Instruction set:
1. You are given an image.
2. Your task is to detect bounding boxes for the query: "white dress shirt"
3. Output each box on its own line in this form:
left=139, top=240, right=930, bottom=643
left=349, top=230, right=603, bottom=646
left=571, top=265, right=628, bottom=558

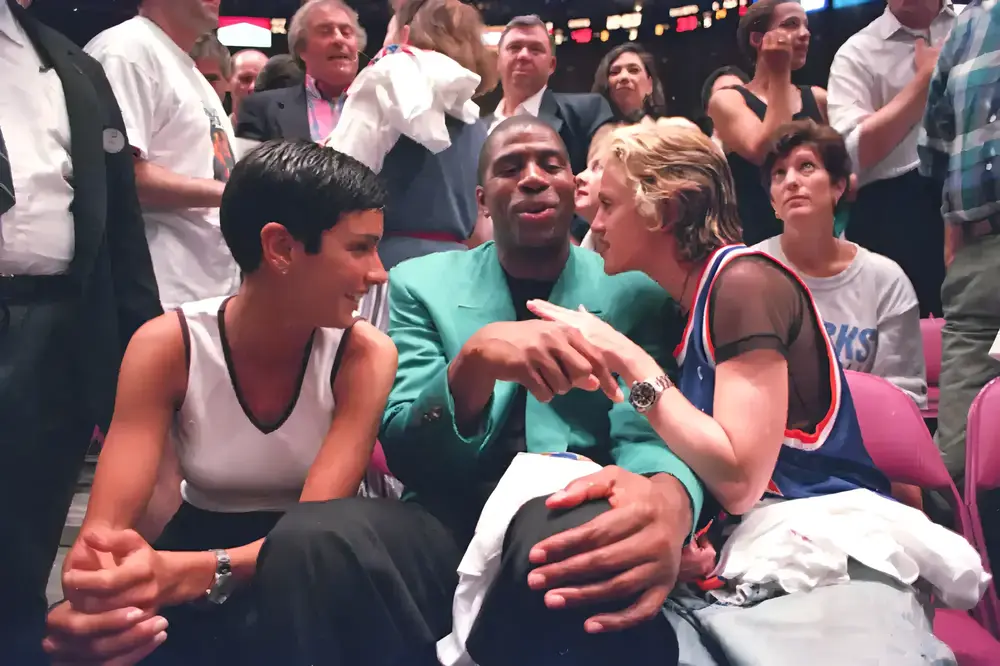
left=828, top=3, right=957, bottom=187
left=0, top=2, right=75, bottom=275
left=488, top=85, right=547, bottom=134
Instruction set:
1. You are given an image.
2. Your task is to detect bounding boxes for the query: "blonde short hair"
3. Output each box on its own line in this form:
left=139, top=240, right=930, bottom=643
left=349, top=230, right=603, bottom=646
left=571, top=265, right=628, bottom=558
left=607, top=123, right=742, bottom=263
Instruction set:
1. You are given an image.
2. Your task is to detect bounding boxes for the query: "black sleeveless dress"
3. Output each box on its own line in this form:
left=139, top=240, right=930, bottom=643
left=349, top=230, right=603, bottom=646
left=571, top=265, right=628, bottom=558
left=726, top=85, right=824, bottom=246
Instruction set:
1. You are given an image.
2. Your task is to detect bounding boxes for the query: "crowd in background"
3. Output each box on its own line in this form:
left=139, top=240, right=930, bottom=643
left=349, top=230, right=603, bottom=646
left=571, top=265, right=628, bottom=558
left=1, top=0, right=999, bottom=663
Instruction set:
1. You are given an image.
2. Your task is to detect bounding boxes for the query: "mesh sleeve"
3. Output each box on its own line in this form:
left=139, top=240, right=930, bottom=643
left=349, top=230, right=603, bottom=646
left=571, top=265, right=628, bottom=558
left=708, top=255, right=808, bottom=363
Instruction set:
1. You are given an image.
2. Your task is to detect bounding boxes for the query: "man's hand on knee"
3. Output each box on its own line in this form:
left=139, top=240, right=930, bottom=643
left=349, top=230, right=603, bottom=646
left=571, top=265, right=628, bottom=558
left=43, top=600, right=167, bottom=666
left=525, top=467, right=689, bottom=634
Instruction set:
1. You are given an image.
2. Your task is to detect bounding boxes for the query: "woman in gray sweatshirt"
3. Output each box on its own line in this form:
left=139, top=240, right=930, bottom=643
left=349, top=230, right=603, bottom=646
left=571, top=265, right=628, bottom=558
left=753, top=120, right=927, bottom=407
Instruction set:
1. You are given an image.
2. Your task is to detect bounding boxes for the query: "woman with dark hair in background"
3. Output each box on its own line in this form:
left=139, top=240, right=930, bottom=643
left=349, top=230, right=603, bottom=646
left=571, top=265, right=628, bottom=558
left=752, top=120, right=926, bottom=408
left=708, top=0, right=826, bottom=245
left=698, top=66, right=750, bottom=145
left=591, top=43, right=668, bottom=122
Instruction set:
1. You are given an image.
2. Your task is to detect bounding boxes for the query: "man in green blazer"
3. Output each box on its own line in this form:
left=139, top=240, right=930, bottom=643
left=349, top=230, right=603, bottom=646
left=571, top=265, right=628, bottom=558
left=241, top=117, right=702, bottom=666
left=381, top=195, right=701, bottom=530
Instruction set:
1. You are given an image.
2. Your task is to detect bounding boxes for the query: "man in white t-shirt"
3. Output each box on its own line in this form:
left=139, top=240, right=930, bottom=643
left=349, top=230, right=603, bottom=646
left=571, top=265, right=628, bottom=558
left=86, top=0, right=240, bottom=309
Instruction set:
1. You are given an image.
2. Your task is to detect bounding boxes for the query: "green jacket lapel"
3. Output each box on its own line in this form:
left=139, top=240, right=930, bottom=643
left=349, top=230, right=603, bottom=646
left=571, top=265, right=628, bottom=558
left=525, top=246, right=605, bottom=454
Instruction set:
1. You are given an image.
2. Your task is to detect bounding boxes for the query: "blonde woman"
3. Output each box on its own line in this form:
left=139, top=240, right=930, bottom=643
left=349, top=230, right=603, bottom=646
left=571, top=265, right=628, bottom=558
left=527, top=123, right=970, bottom=664
left=579, top=117, right=697, bottom=251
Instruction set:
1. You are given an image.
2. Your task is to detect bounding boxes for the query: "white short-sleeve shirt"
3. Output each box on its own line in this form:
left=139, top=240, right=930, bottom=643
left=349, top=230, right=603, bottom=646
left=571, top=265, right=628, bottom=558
left=86, top=17, right=239, bottom=308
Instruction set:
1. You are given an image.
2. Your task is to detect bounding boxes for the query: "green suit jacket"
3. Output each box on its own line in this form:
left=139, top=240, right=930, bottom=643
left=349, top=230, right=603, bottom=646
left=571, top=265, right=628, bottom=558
left=379, top=243, right=703, bottom=534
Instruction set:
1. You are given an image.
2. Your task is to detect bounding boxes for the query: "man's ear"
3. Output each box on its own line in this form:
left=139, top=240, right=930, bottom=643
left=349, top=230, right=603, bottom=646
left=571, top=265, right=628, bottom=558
left=749, top=31, right=764, bottom=51
left=548, top=54, right=558, bottom=77
left=476, top=185, right=490, bottom=218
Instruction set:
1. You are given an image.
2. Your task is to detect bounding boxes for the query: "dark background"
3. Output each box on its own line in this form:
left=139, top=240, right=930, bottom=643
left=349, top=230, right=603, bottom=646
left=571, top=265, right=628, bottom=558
left=30, top=0, right=886, bottom=119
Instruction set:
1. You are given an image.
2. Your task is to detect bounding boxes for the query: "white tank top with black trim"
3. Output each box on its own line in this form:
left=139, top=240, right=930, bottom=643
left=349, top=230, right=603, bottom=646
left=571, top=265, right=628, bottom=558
left=172, top=296, right=352, bottom=513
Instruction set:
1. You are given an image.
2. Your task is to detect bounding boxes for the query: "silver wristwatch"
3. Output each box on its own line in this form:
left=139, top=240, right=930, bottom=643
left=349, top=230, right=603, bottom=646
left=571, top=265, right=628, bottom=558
left=629, top=375, right=673, bottom=413
left=205, top=549, right=235, bottom=605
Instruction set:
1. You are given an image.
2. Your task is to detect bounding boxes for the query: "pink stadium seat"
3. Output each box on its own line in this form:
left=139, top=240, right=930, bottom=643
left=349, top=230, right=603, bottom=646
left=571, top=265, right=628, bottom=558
left=964, top=377, right=1000, bottom=637
left=845, top=371, right=1000, bottom=659
left=921, top=317, right=944, bottom=420
left=371, top=440, right=391, bottom=476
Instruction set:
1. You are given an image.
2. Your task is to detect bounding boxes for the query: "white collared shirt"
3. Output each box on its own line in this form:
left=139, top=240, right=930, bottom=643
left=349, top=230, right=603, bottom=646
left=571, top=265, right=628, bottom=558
left=828, top=3, right=957, bottom=187
left=0, top=1, right=75, bottom=275
left=488, top=85, right=547, bottom=134
left=86, top=17, right=240, bottom=309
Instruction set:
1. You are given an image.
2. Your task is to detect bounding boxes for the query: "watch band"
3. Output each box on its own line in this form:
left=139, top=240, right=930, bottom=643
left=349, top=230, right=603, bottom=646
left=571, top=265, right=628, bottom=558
left=205, top=549, right=233, bottom=605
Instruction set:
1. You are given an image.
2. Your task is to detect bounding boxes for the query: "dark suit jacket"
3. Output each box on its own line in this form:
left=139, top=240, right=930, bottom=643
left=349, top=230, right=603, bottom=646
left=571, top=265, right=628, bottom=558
left=235, top=84, right=310, bottom=142
left=487, top=89, right=614, bottom=175
left=13, top=1, right=161, bottom=431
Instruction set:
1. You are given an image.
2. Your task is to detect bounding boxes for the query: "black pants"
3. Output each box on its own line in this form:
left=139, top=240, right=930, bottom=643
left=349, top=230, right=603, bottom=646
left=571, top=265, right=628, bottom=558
left=142, top=503, right=283, bottom=666
left=255, top=496, right=679, bottom=666
left=846, top=169, right=945, bottom=317
left=0, top=302, right=90, bottom=665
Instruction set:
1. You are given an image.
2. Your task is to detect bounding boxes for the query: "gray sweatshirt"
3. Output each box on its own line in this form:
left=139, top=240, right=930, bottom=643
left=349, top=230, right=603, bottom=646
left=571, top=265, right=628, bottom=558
left=752, top=238, right=928, bottom=408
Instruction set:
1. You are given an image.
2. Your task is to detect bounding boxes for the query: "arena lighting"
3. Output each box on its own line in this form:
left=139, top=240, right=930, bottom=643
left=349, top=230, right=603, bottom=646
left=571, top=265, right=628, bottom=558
left=271, top=18, right=286, bottom=35
left=570, top=28, right=593, bottom=43
left=634, top=1, right=643, bottom=10
left=716, top=8, right=727, bottom=19
left=600, top=29, right=610, bottom=41
left=218, top=16, right=272, bottom=48
left=723, top=0, right=738, bottom=8
left=555, top=29, right=565, bottom=45
left=703, top=12, right=713, bottom=27
left=567, top=18, right=591, bottom=29
left=801, top=0, right=828, bottom=11
left=606, top=12, right=643, bottom=30
left=669, top=5, right=700, bottom=17
left=654, top=23, right=664, bottom=35
left=676, top=15, right=698, bottom=31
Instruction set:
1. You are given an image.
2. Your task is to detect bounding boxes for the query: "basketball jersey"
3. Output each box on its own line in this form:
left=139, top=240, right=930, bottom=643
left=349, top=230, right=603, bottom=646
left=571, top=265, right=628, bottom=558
left=172, top=296, right=352, bottom=513
left=675, top=246, right=890, bottom=500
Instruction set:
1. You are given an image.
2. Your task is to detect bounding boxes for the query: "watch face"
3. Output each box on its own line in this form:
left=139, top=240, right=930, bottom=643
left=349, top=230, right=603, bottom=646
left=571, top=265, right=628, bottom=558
left=630, top=382, right=656, bottom=410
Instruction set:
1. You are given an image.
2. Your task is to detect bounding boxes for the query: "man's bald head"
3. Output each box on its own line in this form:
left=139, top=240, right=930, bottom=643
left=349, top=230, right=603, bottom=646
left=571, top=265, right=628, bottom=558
left=232, top=49, right=268, bottom=69
left=230, top=50, right=270, bottom=111
left=478, top=116, right=567, bottom=186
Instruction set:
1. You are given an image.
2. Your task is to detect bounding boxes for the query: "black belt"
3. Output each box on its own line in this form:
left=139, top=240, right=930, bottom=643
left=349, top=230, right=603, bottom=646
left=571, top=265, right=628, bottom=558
left=0, top=273, right=76, bottom=305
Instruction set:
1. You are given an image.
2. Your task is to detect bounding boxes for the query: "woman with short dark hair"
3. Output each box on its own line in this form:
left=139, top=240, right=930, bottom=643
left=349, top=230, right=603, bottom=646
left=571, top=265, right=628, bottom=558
left=753, top=120, right=926, bottom=407
left=591, top=43, right=668, bottom=122
left=44, top=141, right=398, bottom=665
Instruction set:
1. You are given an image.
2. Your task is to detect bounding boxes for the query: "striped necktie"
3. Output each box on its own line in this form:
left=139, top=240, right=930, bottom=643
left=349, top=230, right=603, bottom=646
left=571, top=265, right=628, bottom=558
left=0, top=127, right=14, bottom=216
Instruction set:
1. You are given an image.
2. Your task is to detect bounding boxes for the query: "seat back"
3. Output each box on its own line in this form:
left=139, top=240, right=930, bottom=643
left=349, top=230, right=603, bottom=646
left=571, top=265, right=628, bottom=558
left=847, top=371, right=958, bottom=495
left=921, top=318, right=944, bottom=419
left=846, top=371, right=996, bottom=634
left=965, top=378, right=1000, bottom=635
